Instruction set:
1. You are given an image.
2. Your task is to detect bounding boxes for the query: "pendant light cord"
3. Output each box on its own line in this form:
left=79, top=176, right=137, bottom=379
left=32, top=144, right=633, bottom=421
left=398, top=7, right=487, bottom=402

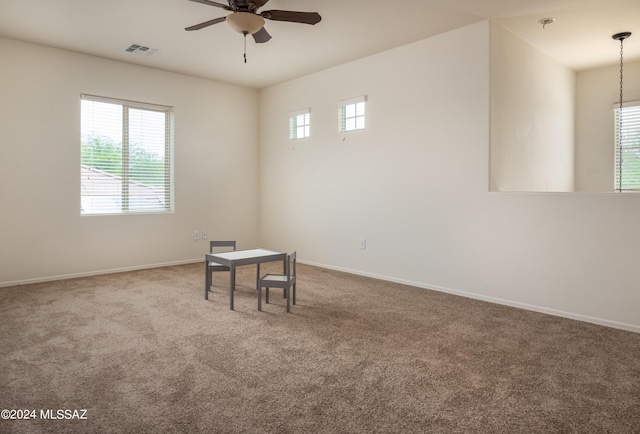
left=612, top=32, right=632, bottom=191
left=618, top=37, right=624, bottom=191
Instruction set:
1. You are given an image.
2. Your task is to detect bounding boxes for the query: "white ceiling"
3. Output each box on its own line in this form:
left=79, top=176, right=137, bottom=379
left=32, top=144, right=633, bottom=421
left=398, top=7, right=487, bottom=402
left=0, top=0, right=638, bottom=89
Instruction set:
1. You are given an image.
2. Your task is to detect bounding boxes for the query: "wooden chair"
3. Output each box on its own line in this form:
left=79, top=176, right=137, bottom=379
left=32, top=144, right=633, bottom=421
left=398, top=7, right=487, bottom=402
left=258, top=251, right=296, bottom=313
left=206, top=240, right=236, bottom=293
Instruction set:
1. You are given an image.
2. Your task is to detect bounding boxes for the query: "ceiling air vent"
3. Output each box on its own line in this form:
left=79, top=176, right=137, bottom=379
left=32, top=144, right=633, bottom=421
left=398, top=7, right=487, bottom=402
left=124, top=44, right=159, bottom=56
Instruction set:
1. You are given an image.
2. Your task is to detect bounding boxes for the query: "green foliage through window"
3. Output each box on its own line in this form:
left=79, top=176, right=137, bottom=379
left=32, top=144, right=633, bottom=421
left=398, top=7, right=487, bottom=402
left=81, top=135, right=123, bottom=177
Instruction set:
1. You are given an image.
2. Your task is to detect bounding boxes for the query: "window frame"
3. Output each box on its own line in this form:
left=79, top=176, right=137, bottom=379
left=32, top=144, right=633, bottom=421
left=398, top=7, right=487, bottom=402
left=80, top=94, right=174, bottom=215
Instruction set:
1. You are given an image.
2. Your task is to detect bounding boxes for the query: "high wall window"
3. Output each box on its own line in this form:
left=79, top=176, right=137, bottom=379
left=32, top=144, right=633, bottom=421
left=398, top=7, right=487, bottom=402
left=338, top=96, right=366, bottom=132
left=289, top=108, right=310, bottom=139
left=614, top=101, right=640, bottom=191
left=80, top=94, right=174, bottom=215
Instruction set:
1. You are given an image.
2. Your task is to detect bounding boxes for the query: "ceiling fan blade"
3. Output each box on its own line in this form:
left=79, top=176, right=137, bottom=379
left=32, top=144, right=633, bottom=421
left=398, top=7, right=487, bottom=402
left=260, top=10, right=321, bottom=25
left=252, top=27, right=272, bottom=43
left=187, top=0, right=231, bottom=10
left=185, top=16, right=226, bottom=31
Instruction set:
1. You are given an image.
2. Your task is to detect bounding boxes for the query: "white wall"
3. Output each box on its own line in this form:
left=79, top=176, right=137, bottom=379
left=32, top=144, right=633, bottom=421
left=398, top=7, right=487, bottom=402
left=258, top=21, right=640, bottom=332
left=0, top=37, right=259, bottom=285
left=575, top=59, right=640, bottom=191
left=490, top=22, right=575, bottom=192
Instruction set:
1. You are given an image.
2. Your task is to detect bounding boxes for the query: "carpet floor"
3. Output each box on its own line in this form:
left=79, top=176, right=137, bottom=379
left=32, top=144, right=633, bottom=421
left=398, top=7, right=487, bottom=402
left=1, top=262, right=639, bottom=433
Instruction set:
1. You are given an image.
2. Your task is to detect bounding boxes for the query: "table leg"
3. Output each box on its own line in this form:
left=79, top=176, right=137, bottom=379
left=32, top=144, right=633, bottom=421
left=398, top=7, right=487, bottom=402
left=230, top=264, right=235, bottom=310
left=256, top=263, right=260, bottom=289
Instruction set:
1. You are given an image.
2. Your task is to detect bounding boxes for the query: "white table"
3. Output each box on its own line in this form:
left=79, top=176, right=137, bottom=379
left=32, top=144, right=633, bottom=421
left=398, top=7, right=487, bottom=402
left=205, top=248, right=286, bottom=310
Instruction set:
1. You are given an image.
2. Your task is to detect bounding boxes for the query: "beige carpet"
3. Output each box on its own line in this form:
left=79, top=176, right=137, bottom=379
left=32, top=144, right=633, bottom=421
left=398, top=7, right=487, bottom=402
left=1, top=262, right=639, bottom=433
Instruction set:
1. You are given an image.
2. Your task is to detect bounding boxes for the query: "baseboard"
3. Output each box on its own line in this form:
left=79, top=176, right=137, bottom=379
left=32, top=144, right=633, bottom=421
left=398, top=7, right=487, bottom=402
left=299, top=259, right=640, bottom=334
left=0, top=258, right=203, bottom=288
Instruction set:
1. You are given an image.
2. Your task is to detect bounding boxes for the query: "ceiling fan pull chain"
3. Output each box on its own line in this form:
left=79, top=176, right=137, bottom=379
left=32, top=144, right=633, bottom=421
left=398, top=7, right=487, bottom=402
left=243, top=31, right=247, bottom=63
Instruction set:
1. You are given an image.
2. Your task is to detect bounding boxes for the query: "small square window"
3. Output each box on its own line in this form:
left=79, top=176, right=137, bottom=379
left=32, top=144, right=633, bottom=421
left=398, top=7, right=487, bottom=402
left=289, top=108, right=310, bottom=139
left=338, top=96, right=366, bottom=132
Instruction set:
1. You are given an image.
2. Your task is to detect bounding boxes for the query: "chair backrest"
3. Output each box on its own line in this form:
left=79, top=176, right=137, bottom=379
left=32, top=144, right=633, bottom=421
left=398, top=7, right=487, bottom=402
left=288, top=251, right=297, bottom=279
left=210, top=240, right=236, bottom=253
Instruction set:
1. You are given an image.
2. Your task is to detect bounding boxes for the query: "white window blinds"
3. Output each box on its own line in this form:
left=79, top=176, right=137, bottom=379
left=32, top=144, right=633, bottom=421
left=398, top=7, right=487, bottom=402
left=614, top=101, right=640, bottom=191
left=81, top=94, right=174, bottom=215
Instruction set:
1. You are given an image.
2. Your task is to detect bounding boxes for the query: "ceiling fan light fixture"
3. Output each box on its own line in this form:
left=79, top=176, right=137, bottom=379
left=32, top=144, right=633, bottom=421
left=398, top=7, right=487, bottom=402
left=226, top=12, right=265, bottom=34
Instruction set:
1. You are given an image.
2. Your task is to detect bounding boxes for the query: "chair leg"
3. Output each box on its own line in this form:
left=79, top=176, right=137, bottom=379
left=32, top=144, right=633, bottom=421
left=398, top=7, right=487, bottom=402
left=286, top=286, right=290, bottom=313
left=205, top=263, right=209, bottom=300
left=293, top=283, right=296, bottom=305
left=266, top=288, right=270, bottom=304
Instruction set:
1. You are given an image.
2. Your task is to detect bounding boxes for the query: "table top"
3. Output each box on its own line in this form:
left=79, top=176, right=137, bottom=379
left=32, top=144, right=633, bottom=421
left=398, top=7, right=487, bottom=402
left=207, top=248, right=282, bottom=261
left=206, top=248, right=286, bottom=268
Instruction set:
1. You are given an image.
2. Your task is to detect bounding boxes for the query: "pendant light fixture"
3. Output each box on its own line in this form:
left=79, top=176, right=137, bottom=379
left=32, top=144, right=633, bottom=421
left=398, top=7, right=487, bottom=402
left=612, top=31, right=632, bottom=191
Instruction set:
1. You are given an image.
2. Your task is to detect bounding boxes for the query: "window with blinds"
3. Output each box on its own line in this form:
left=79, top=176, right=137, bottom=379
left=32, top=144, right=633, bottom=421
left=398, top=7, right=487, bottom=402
left=614, top=101, right=640, bottom=191
left=289, top=108, right=310, bottom=139
left=338, top=96, right=366, bottom=132
left=80, top=94, right=174, bottom=215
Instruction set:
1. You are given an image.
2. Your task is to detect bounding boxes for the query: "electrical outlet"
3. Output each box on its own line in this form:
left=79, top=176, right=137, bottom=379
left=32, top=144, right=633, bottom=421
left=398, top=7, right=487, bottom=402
left=194, top=230, right=200, bottom=241
left=360, top=239, right=366, bottom=250
left=202, top=231, right=207, bottom=240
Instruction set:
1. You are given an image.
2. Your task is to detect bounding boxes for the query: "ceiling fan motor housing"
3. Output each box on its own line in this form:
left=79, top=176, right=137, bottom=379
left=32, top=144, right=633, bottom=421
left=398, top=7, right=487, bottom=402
left=229, top=0, right=261, bottom=13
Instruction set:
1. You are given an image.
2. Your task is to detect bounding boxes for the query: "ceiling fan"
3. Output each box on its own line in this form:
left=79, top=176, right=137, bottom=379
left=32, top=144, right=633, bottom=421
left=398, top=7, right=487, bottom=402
left=185, top=0, right=322, bottom=44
